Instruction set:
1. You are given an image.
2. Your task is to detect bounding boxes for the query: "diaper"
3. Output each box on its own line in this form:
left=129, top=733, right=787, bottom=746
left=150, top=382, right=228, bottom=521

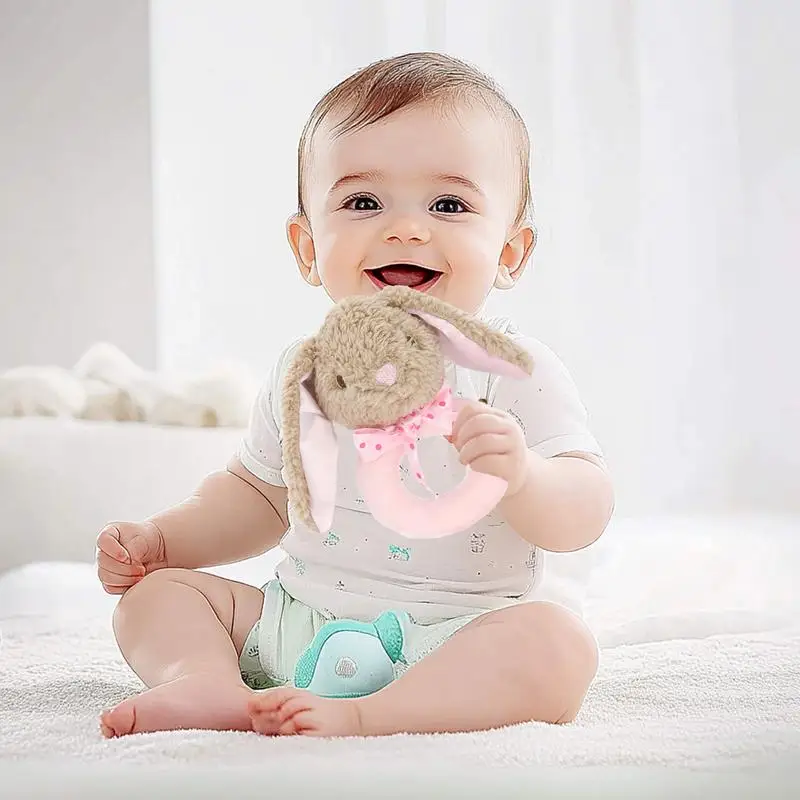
left=239, top=579, right=479, bottom=697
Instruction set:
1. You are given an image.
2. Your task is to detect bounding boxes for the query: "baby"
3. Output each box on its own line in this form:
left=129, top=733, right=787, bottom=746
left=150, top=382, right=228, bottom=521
left=96, top=52, right=614, bottom=738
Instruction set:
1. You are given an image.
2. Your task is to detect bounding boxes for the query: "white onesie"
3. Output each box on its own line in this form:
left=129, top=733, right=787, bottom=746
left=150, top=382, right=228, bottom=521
left=238, top=315, right=604, bottom=625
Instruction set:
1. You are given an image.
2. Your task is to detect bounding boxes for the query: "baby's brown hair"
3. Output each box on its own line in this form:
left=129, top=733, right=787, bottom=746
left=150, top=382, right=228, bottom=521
left=297, top=52, right=533, bottom=229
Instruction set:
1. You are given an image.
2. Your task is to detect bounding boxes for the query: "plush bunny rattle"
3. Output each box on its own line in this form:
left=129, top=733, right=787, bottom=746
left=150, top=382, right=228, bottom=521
left=281, top=285, right=534, bottom=539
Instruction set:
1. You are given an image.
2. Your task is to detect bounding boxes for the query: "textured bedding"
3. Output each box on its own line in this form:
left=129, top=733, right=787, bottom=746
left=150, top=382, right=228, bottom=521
left=1, top=515, right=799, bottom=797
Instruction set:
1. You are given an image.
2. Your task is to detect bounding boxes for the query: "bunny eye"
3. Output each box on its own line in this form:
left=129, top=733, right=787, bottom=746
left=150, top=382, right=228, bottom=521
left=336, top=374, right=347, bottom=389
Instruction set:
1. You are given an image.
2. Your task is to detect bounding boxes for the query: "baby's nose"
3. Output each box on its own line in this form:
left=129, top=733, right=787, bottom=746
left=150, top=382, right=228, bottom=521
left=375, top=363, right=397, bottom=386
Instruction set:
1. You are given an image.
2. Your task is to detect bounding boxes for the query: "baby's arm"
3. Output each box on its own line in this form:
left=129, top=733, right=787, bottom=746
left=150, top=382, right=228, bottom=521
left=145, top=456, right=288, bottom=570
left=464, top=333, right=613, bottom=553
left=498, top=450, right=613, bottom=552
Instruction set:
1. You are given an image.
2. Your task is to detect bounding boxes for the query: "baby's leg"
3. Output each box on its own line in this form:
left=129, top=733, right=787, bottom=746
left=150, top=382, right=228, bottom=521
left=100, top=568, right=266, bottom=738
left=249, top=601, right=598, bottom=737
left=356, top=601, right=599, bottom=734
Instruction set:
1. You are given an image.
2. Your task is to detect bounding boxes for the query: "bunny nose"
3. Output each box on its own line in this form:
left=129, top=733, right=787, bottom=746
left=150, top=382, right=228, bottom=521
left=375, top=363, right=397, bottom=386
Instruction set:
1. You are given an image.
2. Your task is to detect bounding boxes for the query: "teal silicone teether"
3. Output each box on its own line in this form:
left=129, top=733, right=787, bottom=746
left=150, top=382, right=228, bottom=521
left=293, top=611, right=406, bottom=698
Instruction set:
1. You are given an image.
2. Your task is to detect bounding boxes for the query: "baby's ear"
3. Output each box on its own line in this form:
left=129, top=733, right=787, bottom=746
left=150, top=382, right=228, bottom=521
left=381, top=286, right=533, bottom=378
left=280, top=338, right=338, bottom=534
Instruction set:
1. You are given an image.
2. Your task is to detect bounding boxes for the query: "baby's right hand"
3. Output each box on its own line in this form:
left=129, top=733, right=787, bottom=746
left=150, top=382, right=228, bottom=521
left=95, top=521, right=167, bottom=594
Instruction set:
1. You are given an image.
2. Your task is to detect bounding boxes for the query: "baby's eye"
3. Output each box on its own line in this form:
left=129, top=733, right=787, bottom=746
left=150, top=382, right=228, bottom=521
left=430, top=196, right=467, bottom=214
left=343, top=194, right=381, bottom=212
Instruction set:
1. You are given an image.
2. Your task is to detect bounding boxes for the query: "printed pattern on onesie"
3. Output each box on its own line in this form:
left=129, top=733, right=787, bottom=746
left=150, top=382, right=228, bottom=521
left=276, top=360, right=541, bottom=615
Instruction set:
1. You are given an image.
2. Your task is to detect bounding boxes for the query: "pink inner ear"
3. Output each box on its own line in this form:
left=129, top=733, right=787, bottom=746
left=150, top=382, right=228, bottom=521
left=298, top=374, right=338, bottom=533
left=411, top=311, right=531, bottom=379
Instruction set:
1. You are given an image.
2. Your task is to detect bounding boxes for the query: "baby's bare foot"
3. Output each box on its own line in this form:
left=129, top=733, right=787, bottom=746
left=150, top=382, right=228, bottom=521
left=99, top=673, right=265, bottom=738
left=248, top=687, right=363, bottom=738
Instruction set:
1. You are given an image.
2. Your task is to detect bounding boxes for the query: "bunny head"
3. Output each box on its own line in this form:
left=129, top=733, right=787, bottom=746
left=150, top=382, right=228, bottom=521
left=280, top=286, right=534, bottom=533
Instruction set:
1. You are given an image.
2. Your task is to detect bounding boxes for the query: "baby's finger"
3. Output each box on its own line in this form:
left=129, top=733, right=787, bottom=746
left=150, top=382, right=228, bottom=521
left=97, top=550, right=145, bottom=578
left=466, top=453, right=510, bottom=482
left=448, top=402, right=482, bottom=442
left=458, top=433, right=511, bottom=467
left=101, top=581, right=133, bottom=596
left=97, top=526, right=131, bottom=563
left=453, top=414, right=508, bottom=451
left=98, top=571, right=140, bottom=592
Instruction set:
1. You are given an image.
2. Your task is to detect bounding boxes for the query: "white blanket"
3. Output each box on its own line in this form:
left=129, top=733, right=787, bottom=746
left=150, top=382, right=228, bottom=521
left=1, top=516, right=799, bottom=797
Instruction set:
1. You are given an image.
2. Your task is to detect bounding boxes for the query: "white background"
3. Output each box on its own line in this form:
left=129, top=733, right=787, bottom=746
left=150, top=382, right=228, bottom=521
left=1, top=0, right=798, bottom=517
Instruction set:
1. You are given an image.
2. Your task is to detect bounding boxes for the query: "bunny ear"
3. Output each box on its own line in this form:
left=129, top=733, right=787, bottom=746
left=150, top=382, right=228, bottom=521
left=298, top=372, right=338, bottom=533
left=378, top=286, right=533, bottom=379
left=280, top=339, right=338, bottom=534
left=410, top=310, right=533, bottom=379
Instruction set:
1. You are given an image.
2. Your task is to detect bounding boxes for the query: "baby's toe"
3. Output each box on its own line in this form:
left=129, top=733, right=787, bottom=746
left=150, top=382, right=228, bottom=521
left=278, top=716, right=300, bottom=736
left=248, top=688, right=303, bottom=735
left=248, top=687, right=292, bottom=715
left=99, top=702, right=136, bottom=738
left=250, top=709, right=280, bottom=735
left=247, top=693, right=273, bottom=717
left=98, top=714, right=115, bottom=739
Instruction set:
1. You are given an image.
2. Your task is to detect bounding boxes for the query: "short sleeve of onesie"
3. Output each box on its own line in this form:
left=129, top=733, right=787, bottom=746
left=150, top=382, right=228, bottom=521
left=237, top=339, right=303, bottom=487
left=483, top=320, right=603, bottom=460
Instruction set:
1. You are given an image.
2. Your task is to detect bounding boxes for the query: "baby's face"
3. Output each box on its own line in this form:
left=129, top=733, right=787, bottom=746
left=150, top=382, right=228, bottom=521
left=289, top=102, right=533, bottom=314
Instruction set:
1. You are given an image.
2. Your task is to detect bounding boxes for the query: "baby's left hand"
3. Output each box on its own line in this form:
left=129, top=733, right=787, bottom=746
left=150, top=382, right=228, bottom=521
left=448, top=401, right=530, bottom=497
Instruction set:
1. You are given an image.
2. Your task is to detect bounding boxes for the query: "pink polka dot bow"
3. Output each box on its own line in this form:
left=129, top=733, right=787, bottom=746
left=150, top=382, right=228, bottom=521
left=352, top=383, right=457, bottom=492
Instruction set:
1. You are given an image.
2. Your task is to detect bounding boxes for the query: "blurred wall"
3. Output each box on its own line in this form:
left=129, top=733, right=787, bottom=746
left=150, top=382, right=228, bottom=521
left=0, top=0, right=156, bottom=370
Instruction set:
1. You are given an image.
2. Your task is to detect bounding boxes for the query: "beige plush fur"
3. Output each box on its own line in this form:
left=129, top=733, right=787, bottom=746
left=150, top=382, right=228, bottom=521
left=281, top=286, right=534, bottom=532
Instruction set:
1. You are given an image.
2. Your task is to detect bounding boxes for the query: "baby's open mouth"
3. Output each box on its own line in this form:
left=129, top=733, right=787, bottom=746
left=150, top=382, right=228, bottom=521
left=366, top=264, right=443, bottom=291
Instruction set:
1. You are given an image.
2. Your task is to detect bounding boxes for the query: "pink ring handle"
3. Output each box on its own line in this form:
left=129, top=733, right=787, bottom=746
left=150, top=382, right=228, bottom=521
left=356, top=399, right=508, bottom=539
